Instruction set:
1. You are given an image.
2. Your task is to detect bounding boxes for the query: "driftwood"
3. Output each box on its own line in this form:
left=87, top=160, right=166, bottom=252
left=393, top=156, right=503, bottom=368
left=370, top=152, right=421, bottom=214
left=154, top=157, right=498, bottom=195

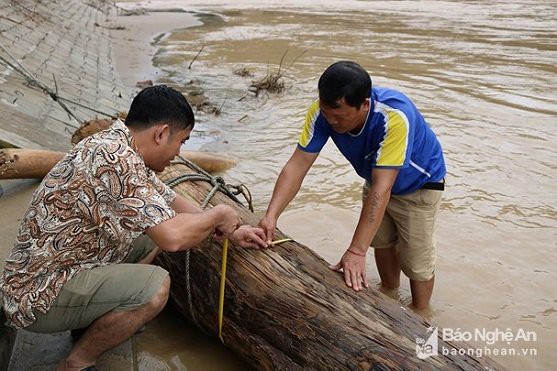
left=0, top=149, right=237, bottom=179
left=155, top=160, right=501, bottom=370
left=0, top=149, right=65, bottom=179
left=71, top=117, right=126, bottom=145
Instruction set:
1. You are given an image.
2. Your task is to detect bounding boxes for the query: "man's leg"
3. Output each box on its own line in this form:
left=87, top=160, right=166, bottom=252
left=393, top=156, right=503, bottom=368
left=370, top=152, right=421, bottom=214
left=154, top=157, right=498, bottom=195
left=374, top=247, right=401, bottom=290
left=388, top=189, right=442, bottom=310
left=137, top=245, right=161, bottom=264
left=126, top=234, right=160, bottom=264
left=410, top=276, right=435, bottom=310
left=68, top=237, right=161, bottom=344
left=58, top=276, right=170, bottom=371
left=25, top=263, right=170, bottom=369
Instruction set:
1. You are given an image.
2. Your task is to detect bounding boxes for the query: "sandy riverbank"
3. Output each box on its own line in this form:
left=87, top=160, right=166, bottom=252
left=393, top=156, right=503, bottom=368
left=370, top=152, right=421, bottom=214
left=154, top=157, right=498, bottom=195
left=106, top=7, right=201, bottom=88
left=104, top=6, right=218, bottom=150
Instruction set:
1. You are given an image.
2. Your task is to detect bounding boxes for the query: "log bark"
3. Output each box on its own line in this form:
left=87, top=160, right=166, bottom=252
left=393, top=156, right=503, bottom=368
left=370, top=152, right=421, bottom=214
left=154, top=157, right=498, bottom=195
left=155, top=160, right=501, bottom=370
left=0, top=149, right=236, bottom=179
left=0, top=149, right=65, bottom=179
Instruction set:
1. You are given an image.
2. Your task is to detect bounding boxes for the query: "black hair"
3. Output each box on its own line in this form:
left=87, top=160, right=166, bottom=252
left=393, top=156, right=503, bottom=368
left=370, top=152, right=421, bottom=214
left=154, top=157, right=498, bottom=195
left=125, top=85, right=194, bottom=132
left=318, top=61, right=372, bottom=108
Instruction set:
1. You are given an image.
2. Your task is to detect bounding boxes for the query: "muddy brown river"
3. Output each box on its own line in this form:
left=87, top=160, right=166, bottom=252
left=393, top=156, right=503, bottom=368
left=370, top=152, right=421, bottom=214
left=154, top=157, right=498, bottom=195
left=122, top=1, right=557, bottom=369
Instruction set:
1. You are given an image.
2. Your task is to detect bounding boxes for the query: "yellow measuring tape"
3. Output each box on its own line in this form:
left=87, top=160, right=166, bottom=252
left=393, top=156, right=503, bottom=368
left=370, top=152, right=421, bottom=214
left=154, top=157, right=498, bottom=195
left=217, top=238, right=229, bottom=343
left=217, top=237, right=291, bottom=342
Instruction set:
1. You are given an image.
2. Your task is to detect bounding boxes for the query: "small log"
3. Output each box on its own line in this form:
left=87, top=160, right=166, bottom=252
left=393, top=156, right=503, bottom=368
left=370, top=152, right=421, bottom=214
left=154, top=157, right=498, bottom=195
left=0, top=149, right=65, bottom=179
left=155, top=161, right=501, bottom=370
left=71, top=118, right=112, bottom=145
left=0, top=149, right=236, bottom=179
left=70, top=114, right=128, bottom=145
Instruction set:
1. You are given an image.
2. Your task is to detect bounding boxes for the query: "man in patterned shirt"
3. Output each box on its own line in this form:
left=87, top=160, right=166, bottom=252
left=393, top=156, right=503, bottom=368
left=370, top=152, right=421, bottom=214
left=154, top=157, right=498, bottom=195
left=0, top=85, right=267, bottom=371
left=259, top=61, right=446, bottom=311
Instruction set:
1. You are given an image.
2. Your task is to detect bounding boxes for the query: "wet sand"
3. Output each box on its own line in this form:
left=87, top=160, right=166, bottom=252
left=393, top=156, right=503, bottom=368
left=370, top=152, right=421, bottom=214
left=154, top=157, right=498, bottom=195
left=108, top=9, right=201, bottom=88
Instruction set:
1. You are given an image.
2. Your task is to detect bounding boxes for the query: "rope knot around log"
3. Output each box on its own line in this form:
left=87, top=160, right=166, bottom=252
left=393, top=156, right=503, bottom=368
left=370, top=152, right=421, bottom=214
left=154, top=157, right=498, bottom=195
left=162, top=156, right=254, bottom=332
left=168, top=156, right=253, bottom=211
left=211, top=175, right=226, bottom=188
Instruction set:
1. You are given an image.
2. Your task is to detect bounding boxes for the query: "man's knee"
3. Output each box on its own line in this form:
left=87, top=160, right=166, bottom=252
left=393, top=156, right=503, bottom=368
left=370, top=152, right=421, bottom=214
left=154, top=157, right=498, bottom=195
left=147, top=275, right=170, bottom=312
left=399, top=242, right=435, bottom=281
left=401, top=262, right=435, bottom=281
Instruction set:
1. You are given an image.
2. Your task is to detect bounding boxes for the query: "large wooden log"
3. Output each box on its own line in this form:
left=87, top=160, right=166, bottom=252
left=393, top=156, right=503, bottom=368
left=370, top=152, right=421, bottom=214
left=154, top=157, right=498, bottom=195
left=0, top=149, right=236, bottom=179
left=155, top=160, right=501, bottom=370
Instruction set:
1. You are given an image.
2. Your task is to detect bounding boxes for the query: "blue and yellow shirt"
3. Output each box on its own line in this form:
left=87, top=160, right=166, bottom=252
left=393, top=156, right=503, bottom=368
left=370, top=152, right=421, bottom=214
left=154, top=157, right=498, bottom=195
left=298, top=87, right=446, bottom=195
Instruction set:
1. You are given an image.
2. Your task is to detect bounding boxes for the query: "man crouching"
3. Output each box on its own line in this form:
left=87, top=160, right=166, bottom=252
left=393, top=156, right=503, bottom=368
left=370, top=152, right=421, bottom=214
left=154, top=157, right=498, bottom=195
left=0, top=85, right=267, bottom=371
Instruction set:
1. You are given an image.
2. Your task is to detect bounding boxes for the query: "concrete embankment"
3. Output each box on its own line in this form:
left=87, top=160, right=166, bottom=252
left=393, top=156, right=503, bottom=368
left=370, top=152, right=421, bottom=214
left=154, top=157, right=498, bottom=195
left=0, top=0, right=129, bottom=151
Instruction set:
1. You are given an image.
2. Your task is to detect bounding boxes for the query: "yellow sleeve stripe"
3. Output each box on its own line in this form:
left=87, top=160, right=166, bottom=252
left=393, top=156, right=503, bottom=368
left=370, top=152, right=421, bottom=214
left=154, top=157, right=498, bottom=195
left=299, top=100, right=320, bottom=148
left=376, top=104, right=409, bottom=166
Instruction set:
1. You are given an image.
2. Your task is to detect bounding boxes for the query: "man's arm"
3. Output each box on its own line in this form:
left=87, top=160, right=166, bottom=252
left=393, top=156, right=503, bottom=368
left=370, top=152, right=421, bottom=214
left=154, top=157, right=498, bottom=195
left=168, top=194, right=267, bottom=249
left=171, top=194, right=202, bottom=214
left=330, top=168, right=399, bottom=291
left=260, top=147, right=319, bottom=243
left=146, top=204, right=240, bottom=252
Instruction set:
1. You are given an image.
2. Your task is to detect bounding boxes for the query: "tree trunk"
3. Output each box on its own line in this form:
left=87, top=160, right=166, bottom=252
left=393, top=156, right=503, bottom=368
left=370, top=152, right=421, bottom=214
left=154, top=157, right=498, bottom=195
left=0, top=149, right=236, bottom=179
left=155, top=160, right=501, bottom=371
left=0, top=149, right=65, bottom=179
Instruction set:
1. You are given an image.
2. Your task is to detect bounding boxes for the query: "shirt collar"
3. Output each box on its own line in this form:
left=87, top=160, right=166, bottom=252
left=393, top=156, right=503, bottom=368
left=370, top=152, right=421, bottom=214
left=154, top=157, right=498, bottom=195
left=112, top=119, right=136, bottom=149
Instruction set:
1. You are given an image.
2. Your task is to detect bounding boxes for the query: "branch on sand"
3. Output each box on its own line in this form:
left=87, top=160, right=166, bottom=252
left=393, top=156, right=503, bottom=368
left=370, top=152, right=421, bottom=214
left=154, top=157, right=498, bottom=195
left=188, top=45, right=205, bottom=69
left=186, top=89, right=222, bottom=115
left=117, top=8, right=148, bottom=16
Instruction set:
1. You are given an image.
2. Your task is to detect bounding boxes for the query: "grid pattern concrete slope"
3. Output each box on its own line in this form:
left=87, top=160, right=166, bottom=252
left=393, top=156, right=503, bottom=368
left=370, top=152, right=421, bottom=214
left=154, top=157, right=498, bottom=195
left=0, top=0, right=129, bottom=152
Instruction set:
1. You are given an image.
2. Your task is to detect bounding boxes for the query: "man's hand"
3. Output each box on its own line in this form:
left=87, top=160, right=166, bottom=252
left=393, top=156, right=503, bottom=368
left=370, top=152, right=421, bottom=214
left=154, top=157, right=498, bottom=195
left=258, top=215, right=277, bottom=245
left=329, top=248, right=369, bottom=291
left=214, top=205, right=241, bottom=239
left=230, top=225, right=268, bottom=249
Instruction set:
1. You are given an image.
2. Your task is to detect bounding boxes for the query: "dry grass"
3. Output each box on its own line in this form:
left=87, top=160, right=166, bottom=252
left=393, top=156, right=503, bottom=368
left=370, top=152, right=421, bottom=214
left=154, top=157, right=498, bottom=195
left=248, top=49, right=306, bottom=97
left=249, top=73, right=285, bottom=96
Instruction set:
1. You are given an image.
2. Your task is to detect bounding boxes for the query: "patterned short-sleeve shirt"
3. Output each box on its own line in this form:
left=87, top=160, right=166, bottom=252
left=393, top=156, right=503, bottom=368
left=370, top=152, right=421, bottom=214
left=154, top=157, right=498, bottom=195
left=0, top=120, right=176, bottom=329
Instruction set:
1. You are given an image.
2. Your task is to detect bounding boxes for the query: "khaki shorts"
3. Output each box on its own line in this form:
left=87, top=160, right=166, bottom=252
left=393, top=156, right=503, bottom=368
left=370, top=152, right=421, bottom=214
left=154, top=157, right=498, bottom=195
left=25, top=235, right=167, bottom=333
left=363, top=182, right=442, bottom=281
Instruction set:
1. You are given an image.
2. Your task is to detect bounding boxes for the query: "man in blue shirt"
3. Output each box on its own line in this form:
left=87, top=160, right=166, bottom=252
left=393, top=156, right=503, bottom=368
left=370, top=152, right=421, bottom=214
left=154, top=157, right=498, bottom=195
left=259, top=61, right=446, bottom=309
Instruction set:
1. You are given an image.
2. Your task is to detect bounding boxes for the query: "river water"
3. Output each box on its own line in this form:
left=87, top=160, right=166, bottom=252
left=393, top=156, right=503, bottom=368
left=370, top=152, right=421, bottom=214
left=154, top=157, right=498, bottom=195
left=124, top=1, right=556, bottom=369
